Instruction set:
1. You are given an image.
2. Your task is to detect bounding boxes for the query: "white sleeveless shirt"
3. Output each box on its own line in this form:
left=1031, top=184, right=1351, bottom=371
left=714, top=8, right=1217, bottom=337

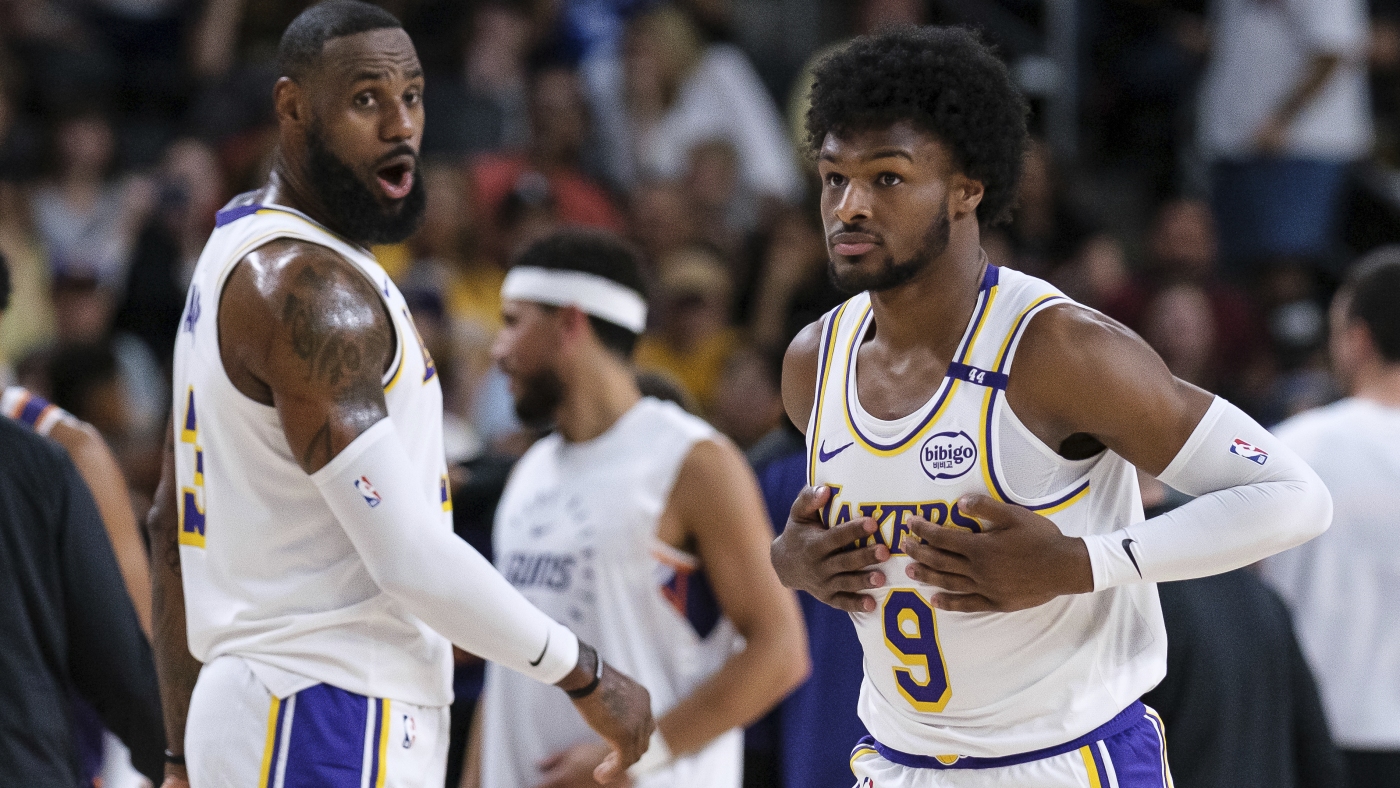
left=808, top=264, right=1165, bottom=759
left=171, top=196, right=455, bottom=707
left=480, top=398, right=743, bottom=788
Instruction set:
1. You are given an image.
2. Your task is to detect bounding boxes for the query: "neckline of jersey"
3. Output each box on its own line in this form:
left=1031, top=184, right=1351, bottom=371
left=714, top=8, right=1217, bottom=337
left=845, top=261, right=997, bottom=441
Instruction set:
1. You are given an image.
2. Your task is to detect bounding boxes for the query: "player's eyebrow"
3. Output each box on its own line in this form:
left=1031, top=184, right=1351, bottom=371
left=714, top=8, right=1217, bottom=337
left=864, top=148, right=914, bottom=162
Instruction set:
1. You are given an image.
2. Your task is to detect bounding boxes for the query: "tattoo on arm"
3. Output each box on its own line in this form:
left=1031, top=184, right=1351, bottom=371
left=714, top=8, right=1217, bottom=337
left=265, top=250, right=393, bottom=473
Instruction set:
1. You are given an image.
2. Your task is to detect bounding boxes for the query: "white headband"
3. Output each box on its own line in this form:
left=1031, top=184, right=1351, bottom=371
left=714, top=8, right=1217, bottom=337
left=500, top=266, right=648, bottom=334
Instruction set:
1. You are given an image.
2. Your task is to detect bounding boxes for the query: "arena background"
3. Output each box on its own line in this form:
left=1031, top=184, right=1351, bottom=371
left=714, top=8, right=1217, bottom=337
left=1, top=0, right=1396, bottom=786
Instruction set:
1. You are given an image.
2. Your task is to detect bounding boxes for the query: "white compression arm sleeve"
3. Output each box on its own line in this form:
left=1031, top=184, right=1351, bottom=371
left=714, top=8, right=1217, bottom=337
left=1082, top=397, right=1332, bottom=589
left=312, top=418, right=578, bottom=684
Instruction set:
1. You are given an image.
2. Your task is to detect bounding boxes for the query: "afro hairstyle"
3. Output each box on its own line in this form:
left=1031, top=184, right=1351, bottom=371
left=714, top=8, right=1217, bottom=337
left=806, top=26, right=1029, bottom=226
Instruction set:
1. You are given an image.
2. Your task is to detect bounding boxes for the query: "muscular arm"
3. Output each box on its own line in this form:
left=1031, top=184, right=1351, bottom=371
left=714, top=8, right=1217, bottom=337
left=50, top=419, right=153, bottom=635
left=902, top=305, right=1331, bottom=610
left=655, top=438, right=809, bottom=757
left=145, top=419, right=201, bottom=785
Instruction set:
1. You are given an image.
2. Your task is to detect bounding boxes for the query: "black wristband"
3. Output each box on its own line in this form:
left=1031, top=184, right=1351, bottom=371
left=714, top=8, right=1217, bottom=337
left=164, top=749, right=186, bottom=766
left=564, top=644, right=604, bottom=699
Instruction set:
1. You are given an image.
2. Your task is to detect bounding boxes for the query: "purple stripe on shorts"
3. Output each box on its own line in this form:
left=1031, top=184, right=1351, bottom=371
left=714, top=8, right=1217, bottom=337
left=1100, top=709, right=1171, bottom=787
left=281, top=684, right=370, bottom=788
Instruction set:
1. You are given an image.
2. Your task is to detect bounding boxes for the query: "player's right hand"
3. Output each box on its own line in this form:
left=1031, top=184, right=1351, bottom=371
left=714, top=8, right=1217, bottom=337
left=569, top=661, right=653, bottom=784
left=161, top=765, right=191, bottom=788
left=770, top=485, right=889, bottom=613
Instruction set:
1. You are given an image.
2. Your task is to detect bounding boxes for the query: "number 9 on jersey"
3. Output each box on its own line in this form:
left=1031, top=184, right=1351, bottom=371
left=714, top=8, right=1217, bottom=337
left=882, top=589, right=951, bottom=712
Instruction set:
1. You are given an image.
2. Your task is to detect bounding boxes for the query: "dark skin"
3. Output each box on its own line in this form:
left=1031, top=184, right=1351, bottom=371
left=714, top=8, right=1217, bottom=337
left=151, top=28, right=651, bottom=787
left=771, top=121, right=1213, bottom=615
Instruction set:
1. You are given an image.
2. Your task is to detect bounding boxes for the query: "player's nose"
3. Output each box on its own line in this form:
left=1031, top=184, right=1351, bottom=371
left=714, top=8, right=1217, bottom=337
left=380, top=98, right=416, bottom=143
left=832, top=182, right=872, bottom=225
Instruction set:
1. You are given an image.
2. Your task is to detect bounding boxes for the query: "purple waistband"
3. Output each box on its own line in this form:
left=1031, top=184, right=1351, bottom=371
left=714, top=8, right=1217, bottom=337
left=855, top=701, right=1146, bottom=770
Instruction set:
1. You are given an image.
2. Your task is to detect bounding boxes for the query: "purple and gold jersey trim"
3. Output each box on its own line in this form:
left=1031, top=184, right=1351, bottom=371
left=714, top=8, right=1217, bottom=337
left=839, top=265, right=1001, bottom=457
left=808, top=300, right=852, bottom=485
left=852, top=701, right=1145, bottom=770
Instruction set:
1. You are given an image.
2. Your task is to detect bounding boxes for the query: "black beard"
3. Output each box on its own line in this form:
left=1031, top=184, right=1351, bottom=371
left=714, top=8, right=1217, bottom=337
left=304, top=126, right=426, bottom=245
left=828, top=205, right=951, bottom=295
left=512, top=367, right=566, bottom=429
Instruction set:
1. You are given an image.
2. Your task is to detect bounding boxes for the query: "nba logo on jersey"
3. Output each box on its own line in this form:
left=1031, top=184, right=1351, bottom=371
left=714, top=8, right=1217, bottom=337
left=1229, top=438, right=1269, bottom=465
left=354, top=476, right=383, bottom=508
left=919, top=431, right=978, bottom=481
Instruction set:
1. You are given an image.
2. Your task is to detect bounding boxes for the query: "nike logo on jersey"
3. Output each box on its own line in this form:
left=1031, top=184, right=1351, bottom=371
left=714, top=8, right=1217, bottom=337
left=1122, top=538, right=1143, bottom=578
left=819, top=440, right=854, bottom=462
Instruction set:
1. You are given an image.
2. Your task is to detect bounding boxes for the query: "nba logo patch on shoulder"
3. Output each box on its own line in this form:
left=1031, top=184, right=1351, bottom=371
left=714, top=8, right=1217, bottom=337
left=354, top=476, right=383, bottom=507
left=1229, top=438, right=1268, bottom=465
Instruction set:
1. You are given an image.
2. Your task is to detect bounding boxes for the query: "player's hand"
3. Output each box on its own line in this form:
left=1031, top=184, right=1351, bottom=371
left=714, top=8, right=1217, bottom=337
left=533, top=742, right=632, bottom=788
left=160, top=763, right=191, bottom=788
left=770, top=485, right=890, bottom=613
left=901, top=494, right=1094, bottom=612
left=567, top=660, right=653, bottom=784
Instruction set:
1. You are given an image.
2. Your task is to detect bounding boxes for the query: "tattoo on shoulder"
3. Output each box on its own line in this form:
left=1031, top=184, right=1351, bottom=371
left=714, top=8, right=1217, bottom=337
left=279, top=261, right=390, bottom=396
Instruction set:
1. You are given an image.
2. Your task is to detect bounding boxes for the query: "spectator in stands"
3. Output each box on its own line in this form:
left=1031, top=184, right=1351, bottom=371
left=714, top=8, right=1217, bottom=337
left=0, top=178, right=55, bottom=368
left=629, top=179, right=700, bottom=269
left=1261, top=248, right=1400, bottom=788
left=711, top=344, right=786, bottom=453
left=31, top=111, right=152, bottom=287
left=423, top=1, right=535, bottom=157
left=1102, top=199, right=1265, bottom=396
left=615, top=5, right=803, bottom=204
left=113, top=137, right=224, bottom=366
left=471, top=65, right=625, bottom=257
left=635, top=246, right=740, bottom=413
left=1199, top=0, right=1373, bottom=272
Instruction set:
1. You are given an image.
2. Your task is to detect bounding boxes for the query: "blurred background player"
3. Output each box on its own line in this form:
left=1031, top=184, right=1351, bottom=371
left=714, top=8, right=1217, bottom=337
left=0, top=377, right=165, bottom=786
left=472, top=230, right=808, bottom=787
left=0, top=251, right=152, bottom=636
left=772, top=26, right=1331, bottom=788
left=1262, top=247, right=1400, bottom=788
left=147, top=4, right=652, bottom=788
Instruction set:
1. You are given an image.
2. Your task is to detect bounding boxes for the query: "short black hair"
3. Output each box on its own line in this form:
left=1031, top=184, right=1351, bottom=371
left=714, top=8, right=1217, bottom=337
left=1342, top=246, right=1400, bottom=363
left=510, top=230, right=648, bottom=358
left=0, top=250, right=10, bottom=312
left=278, top=1, right=404, bottom=80
left=806, top=25, right=1029, bottom=226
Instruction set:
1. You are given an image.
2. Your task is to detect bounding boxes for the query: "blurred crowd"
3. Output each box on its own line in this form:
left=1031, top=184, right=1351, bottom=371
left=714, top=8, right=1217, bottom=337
left=6, top=0, right=1400, bottom=489
left=2, top=0, right=1400, bottom=784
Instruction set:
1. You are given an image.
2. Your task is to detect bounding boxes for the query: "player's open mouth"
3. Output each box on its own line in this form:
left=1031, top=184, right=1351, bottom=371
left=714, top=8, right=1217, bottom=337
left=375, top=158, right=415, bottom=201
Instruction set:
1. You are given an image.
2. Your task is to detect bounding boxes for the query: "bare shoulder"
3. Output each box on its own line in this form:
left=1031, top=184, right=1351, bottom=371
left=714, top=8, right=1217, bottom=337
left=1009, top=301, right=1212, bottom=472
left=781, top=319, right=825, bottom=435
left=219, top=239, right=394, bottom=392
left=671, top=434, right=767, bottom=534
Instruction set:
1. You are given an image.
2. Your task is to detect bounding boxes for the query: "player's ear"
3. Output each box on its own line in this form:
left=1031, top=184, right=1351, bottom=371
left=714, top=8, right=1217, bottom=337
left=556, top=305, right=593, bottom=347
left=949, top=173, right=984, bottom=221
left=273, top=77, right=308, bottom=127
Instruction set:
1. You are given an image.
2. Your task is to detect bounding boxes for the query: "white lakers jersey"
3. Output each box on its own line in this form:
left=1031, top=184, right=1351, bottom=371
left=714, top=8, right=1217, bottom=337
left=171, top=196, right=455, bottom=707
left=808, top=264, right=1166, bottom=759
left=480, top=398, right=742, bottom=788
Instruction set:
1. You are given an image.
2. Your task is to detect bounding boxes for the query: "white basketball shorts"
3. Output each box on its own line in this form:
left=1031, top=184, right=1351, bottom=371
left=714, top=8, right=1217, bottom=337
left=185, top=655, right=449, bottom=788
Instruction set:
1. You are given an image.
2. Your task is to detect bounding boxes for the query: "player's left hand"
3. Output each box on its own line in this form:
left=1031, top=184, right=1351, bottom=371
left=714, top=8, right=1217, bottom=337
left=533, top=742, right=632, bottom=788
left=901, top=494, right=1094, bottom=612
